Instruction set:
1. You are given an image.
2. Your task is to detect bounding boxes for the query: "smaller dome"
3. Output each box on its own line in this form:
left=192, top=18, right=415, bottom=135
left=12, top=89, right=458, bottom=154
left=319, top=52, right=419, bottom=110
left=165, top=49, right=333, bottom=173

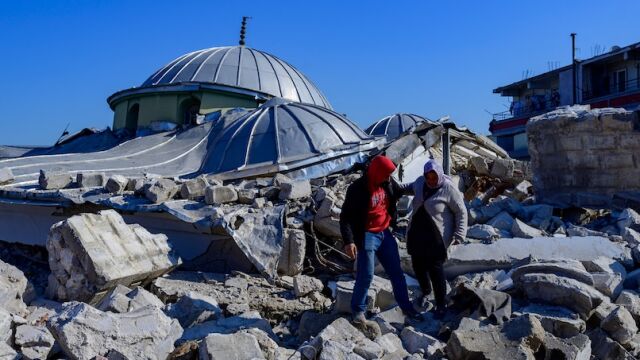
left=201, top=98, right=376, bottom=176
left=365, top=113, right=432, bottom=140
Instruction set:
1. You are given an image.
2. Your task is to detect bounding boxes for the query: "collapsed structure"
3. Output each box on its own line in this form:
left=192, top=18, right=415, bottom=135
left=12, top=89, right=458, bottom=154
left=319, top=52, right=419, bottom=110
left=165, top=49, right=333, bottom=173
left=1, top=31, right=640, bottom=358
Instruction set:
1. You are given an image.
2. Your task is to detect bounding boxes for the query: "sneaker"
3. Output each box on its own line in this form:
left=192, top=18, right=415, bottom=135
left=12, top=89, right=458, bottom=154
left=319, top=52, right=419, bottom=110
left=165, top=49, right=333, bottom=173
left=351, top=312, right=381, bottom=339
left=351, top=311, right=367, bottom=324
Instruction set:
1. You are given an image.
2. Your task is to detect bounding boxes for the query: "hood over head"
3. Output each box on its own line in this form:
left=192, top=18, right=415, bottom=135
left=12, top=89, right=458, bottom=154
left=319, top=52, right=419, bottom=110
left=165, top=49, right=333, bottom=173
left=423, top=159, right=451, bottom=188
left=368, top=155, right=396, bottom=190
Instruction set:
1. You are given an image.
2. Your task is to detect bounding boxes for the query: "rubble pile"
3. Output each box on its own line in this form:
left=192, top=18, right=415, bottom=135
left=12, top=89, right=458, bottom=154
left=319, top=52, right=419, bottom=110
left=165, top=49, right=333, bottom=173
left=2, top=106, right=640, bottom=358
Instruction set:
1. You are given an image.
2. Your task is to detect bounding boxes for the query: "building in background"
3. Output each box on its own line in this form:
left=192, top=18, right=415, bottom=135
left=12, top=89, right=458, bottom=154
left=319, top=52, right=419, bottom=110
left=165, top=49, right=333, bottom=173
left=490, top=41, right=640, bottom=159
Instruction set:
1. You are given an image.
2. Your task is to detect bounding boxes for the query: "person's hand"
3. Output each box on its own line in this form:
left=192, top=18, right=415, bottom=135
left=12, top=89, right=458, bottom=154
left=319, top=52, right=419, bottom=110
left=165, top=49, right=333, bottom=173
left=343, top=243, right=357, bottom=260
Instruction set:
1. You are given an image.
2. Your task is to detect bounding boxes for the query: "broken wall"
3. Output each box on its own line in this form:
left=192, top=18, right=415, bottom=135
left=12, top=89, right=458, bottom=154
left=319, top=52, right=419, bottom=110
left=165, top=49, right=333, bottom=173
left=528, top=106, right=640, bottom=208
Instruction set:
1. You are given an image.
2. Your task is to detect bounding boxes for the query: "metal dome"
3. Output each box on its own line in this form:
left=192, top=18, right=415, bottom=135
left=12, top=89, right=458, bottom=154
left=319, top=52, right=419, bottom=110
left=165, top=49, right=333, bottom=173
left=365, top=113, right=432, bottom=140
left=141, top=46, right=332, bottom=109
left=201, top=98, right=378, bottom=178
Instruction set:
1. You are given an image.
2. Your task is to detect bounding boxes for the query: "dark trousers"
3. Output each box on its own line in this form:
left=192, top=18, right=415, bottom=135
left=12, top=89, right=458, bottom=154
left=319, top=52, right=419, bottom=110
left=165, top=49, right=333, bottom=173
left=411, top=255, right=446, bottom=308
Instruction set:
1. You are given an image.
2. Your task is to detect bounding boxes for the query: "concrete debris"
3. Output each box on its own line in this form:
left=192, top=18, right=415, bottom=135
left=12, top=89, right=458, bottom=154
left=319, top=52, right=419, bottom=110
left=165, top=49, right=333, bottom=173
left=76, top=172, right=106, bottom=188
left=105, top=174, right=129, bottom=194
left=205, top=185, right=238, bottom=205
left=15, top=323, right=55, bottom=359
left=466, top=224, right=500, bottom=242
left=96, top=285, right=164, bottom=313
left=238, top=188, right=259, bottom=205
left=199, top=332, right=265, bottom=360
left=164, top=291, right=222, bottom=328
left=293, top=275, right=323, bottom=297
left=518, top=304, right=586, bottom=338
left=511, top=218, right=544, bottom=238
left=179, top=176, right=209, bottom=200
left=0, top=259, right=32, bottom=316
left=279, top=180, right=311, bottom=200
left=145, top=178, right=179, bottom=203
left=0, top=167, right=13, bottom=185
left=335, top=276, right=394, bottom=313
left=588, top=328, right=636, bottom=360
left=0, top=342, right=17, bottom=360
left=278, top=229, right=306, bottom=276
left=301, top=317, right=384, bottom=360
left=616, top=290, right=640, bottom=325
left=601, top=305, right=638, bottom=345
left=46, top=210, right=181, bottom=302
left=400, top=326, right=445, bottom=355
left=39, top=170, right=73, bottom=190
left=47, top=301, right=183, bottom=360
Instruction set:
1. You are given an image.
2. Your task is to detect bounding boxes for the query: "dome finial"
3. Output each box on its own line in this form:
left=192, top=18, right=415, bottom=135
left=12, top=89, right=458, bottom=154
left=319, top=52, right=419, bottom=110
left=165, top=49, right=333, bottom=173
left=239, top=16, right=251, bottom=46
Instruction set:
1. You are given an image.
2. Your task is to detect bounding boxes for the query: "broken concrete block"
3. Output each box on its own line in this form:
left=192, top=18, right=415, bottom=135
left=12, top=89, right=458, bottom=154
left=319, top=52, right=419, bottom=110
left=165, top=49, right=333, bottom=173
left=199, top=332, right=264, bottom=360
left=375, top=332, right=408, bottom=358
left=237, top=188, right=259, bottom=205
left=618, top=208, right=640, bottom=234
left=588, top=328, right=635, bottom=360
left=165, top=291, right=222, bottom=328
left=48, top=301, right=182, bottom=360
left=510, top=261, right=594, bottom=286
left=314, top=195, right=342, bottom=239
left=519, top=304, right=586, bottom=338
left=15, top=324, right=55, bottom=359
left=583, top=256, right=627, bottom=278
left=301, top=317, right=383, bottom=360
left=259, top=186, right=280, bottom=200
left=279, top=180, right=311, bottom=200
left=145, top=178, right=179, bottom=203
left=466, top=224, right=500, bottom=241
left=511, top=218, right=544, bottom=238
left=238, top=328, right=279, bottom=360
left=205, top=185, right=238, bottom=205
left=278, top=229, right=306, bottom=276
left=179, top=176, right=208, bottom=200
left=541, top=334, right=591, bottom=360
left=371, top=306, right=406, bottom=335
left=252, top=197, right=266, bottom=208
left=0, top=342, right=17, bottom=359
left=318, top=339, right=365, bottom=360
left=38, top=170, right=72, bottom=190
left=0, top=309, right=11, bottom=346
left=486, top=211, right=514, bottom=231
left=511, top=180, right=532, bottom=201
left=46, top=210, right=181, bottom=302
left=76, top=172, right=106, bottom=188
left=293, top=275, right=323, bottom=297
left=616, top=290, right=640, bottom=326
left=272, top=173, right=292, bottom=186
left=400, top=326, right=445, bottom=355
left=0, top=259, right=32, bottom=316
left=623, top=228, right=640, bottom=247
left=469, top=156, right=491, bottom=176
left=96, top=285, right=164, bottom=314
left=592, top=272, right=624, bottom=299
left=445, top=236, right=631, bottom=278
left=447, top=315, right=545, bottom=360
left=601, top=305, right=638, bottom=345
left=105, top=174, right=129, bottom=194
left=0, top=168, right=14, bottom=185
left=180, top=311, right=275, bottom=343
left=490, top=158, right=515, bottom=180
left=515, top=273, right=607, bottom=317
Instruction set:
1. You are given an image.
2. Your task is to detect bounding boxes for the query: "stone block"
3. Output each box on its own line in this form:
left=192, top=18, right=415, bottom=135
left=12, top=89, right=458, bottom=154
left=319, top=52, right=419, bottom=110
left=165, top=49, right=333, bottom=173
left=556, top=136, right=582, bottom=151
left=469, top=157, right=491, bottom=176
left=466, top=224, right=500, bottom=241
left=301, top=318, right=383, bottom=360
left=179, top=176, right=208, bottom=200
left=616, top=290, right=640, bottom=326
left=205, top=185, right=238, bottom=205
left=0, top=259, right=31, bottom=316
left=278, top=229, right=306, bottom=276
left=601, top=153, right=635, bottom=169
left=145, top=178, right=179, bottom=203
left=46, top=210, right=181, bottom=302
left=601, top=305, right=638, bottom=345
left=76, top=173, right=106, bottom=188
left=48, top=301, right=182, bottom=360
left=519, top=304, right=585, bottom=338
left=400, top=326, right=445, bottom=355
left=38, top=170, right=72, bottom=190
left=0, top=168, right=14, bottom=185
left=293, top=275, right=323, bottom=297
left=199, top=332, right=264, bottom=360
left=511, top=218, right=543, bottom=238
left=105, top=175, right=129, bottom=194
left=165, top=291, right=222, bottom=328
left=335, top=276, right=394, bottom=314
left=0, top=309, right=11, bottom=346
left=237, top=188, right=259, bottom=205
left=15, top=324, right=55, bottom=360
left=279, top=180, right=311, bottom=200
left=592, top=272, right=624, bottom=299
left=585, top=135, right=617, bottom=150
left=588, top=328, right=635, bottom=360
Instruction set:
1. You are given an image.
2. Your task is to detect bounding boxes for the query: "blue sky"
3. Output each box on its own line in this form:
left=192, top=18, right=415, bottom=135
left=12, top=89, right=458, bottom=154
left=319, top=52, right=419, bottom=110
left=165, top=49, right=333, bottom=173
left=1, top=1, right=638, bottom=145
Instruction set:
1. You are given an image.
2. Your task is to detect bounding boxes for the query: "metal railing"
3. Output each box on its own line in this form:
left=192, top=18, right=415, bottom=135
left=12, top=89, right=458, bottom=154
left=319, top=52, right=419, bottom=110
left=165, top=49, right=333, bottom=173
left=492, top=95, right=560, bottom=122
left=582, top=77, right=640, bottom=101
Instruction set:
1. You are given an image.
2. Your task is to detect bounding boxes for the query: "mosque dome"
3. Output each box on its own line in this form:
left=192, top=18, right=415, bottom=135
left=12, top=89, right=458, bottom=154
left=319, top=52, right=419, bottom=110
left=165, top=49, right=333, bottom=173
left=201, top=98, right=377, bottom=178
left=139, top=46, right=332, bottom=109
left=365, top=113, right=432, bottom=140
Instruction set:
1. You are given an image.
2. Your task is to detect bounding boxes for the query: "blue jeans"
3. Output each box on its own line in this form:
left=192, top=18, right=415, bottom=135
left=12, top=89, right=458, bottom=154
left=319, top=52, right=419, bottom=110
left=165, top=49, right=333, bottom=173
left=351, top=229, right=413, bottom=314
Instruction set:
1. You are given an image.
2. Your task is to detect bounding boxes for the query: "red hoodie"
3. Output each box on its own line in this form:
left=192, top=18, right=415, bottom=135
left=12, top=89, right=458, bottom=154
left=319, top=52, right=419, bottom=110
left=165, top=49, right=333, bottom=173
left=366, top=155, right=396, bottom=232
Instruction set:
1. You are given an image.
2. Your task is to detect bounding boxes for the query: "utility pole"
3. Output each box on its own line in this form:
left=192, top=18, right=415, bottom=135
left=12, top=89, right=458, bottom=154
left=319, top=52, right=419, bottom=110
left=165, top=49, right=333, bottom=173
left=571, top=33, right=577, bottom=105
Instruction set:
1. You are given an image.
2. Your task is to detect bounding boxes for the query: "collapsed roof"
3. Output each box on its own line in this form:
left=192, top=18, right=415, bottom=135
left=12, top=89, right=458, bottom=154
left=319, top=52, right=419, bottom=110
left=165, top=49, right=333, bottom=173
left=365, top=113, right=433, bottom=140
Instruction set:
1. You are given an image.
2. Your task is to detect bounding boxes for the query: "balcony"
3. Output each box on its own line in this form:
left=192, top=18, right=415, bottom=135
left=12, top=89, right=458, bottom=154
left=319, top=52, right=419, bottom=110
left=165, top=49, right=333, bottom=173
left=583, top=77, right=640, bottom=102
left=492, top=94, right=560, bottom=122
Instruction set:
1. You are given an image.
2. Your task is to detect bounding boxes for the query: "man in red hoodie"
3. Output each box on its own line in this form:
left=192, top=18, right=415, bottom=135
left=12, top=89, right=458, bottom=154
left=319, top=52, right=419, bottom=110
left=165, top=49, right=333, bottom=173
left=340, top=155, right=420, bottom=324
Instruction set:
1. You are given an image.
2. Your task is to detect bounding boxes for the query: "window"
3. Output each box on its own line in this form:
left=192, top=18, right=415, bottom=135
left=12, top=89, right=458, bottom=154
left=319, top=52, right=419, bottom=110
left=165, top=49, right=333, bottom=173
left=614, top=69, right=627, bottom=93
left=180, top=98, right=201, bottom=125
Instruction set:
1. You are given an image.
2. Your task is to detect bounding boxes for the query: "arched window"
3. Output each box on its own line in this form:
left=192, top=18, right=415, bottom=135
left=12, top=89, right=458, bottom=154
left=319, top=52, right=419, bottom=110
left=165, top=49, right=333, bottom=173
left=180, top=98, right=201, bottom=125
left=126, top=103, right=139, bottom=131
